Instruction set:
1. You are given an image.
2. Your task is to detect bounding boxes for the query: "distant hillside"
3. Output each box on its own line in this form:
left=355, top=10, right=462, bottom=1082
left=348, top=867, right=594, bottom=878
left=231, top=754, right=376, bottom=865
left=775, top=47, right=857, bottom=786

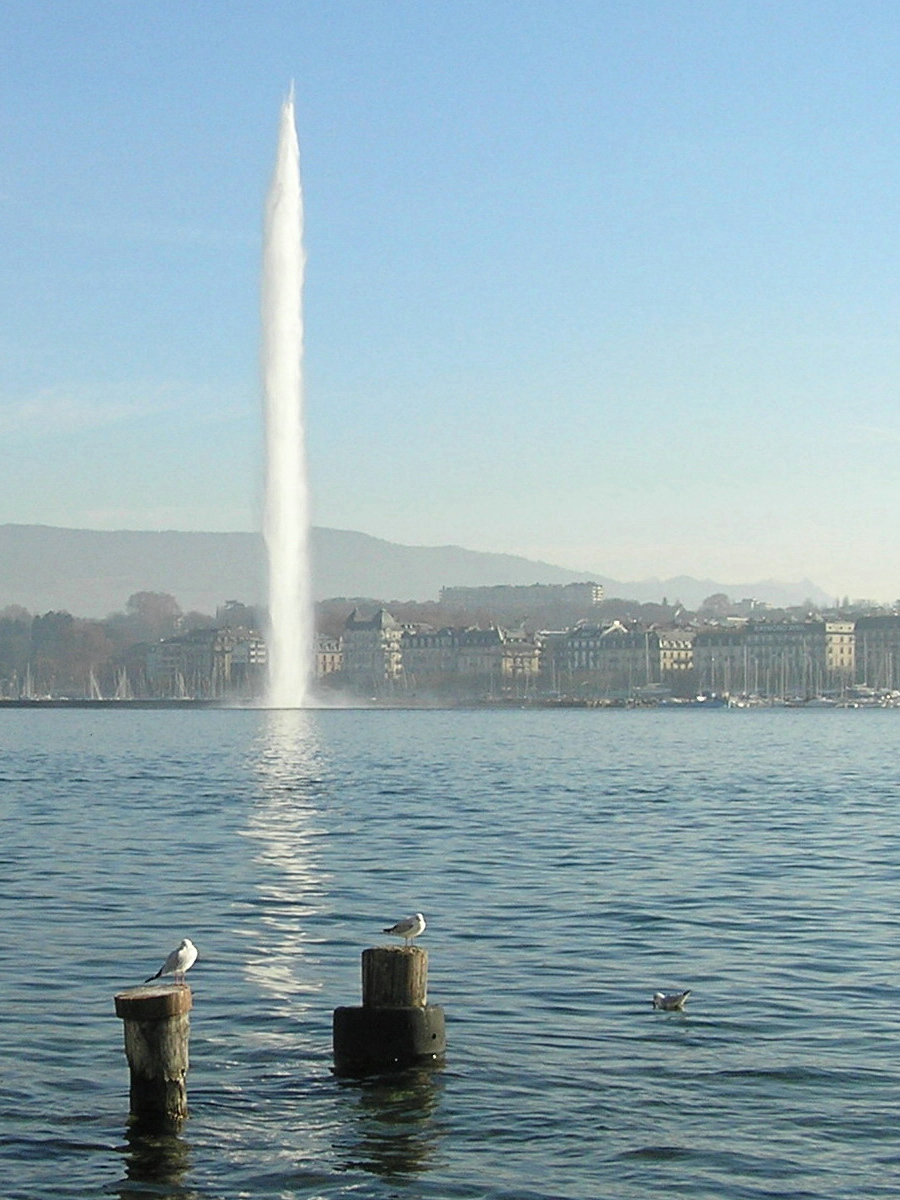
left=0, top=524, right=830, bottom=617
left=0, top=525, right=590, bottom=616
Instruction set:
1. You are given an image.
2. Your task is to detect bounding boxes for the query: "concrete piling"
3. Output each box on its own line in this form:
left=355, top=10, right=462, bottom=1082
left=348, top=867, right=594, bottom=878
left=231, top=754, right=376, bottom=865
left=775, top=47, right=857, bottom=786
left=333, top=945, right=446, bottom=1076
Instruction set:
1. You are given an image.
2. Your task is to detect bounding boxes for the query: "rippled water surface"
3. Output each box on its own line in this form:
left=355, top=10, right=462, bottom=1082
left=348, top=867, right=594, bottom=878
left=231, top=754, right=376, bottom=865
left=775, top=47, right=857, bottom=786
left=1, top=707, right=899, bottom=1199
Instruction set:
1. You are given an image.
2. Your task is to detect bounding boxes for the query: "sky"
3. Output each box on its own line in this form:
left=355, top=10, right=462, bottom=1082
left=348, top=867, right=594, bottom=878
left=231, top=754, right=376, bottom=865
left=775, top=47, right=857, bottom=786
left=3, top=1, right=900, bottom=601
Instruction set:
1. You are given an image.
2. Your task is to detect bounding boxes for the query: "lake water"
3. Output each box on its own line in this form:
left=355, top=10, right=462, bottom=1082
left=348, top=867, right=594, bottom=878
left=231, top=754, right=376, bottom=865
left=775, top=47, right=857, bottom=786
left=1, top=706, right=899, bottom=1199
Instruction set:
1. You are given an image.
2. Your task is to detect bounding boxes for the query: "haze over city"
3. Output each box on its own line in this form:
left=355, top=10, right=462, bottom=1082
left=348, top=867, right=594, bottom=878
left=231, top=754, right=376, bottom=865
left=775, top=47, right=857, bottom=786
left=3, top=1, right=900, bottom=601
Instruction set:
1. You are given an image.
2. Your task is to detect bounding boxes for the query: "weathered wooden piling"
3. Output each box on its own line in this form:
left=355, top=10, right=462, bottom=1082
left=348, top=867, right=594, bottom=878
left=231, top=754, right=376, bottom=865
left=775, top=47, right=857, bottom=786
left=333, top=945, right=446, bottom=1076
left=114, top=984, right=192, bottom=1121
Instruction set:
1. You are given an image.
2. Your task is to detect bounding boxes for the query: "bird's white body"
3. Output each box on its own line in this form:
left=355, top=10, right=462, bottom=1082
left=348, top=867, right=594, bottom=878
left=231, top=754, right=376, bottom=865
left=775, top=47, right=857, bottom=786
left=382, top=912, right=426, bottom=945
left=146, top=937, right=198, bottom=985
left=652, top=989, right=690, bottom=1011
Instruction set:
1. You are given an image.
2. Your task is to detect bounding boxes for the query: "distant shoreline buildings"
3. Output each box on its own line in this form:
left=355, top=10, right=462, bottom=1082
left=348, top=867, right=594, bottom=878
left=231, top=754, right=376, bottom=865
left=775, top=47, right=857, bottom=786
left=2, top=582, right=900, bottom=705
left=335, top=609, right=900, bottom=704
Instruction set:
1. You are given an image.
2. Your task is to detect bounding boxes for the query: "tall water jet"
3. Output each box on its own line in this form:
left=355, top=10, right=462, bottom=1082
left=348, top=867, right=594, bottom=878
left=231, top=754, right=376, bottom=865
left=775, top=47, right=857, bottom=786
left=262, top=87, right=313, bottom=707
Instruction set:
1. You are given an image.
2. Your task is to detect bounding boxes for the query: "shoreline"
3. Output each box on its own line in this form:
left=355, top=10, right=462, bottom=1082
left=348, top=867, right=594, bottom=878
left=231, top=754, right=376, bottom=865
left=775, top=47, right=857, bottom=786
left=1, top=695, right=896, bottom=711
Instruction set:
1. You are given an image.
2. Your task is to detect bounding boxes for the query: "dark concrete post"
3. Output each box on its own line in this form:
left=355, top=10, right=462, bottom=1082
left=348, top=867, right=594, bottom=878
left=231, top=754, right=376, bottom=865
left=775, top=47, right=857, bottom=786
left=333, top=945, right=446, bottom=1076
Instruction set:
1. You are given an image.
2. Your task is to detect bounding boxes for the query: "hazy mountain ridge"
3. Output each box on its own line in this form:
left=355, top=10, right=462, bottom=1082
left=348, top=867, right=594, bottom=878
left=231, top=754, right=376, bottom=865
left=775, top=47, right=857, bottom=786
left=0, top=524, right=830, bottom=616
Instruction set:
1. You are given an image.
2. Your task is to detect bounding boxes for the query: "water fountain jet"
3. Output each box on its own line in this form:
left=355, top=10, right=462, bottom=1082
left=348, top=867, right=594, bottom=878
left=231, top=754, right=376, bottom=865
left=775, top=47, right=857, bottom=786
left=262, top=87, right=313, bottom=707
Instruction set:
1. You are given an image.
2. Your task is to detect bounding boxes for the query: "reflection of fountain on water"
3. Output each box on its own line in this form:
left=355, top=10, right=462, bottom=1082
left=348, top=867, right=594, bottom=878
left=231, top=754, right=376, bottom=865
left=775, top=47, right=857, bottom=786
left=262, top=87, right=314, bottom=709
left=237, top=711, right=446, bottom=1181
left=240, top=710, right=329, bottom=1007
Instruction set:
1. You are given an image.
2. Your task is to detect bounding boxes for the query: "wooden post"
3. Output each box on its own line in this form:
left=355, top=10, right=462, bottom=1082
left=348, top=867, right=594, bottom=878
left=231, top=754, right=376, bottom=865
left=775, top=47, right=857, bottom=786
left=114, top=984, right=192, bottom=1122
left=333, top=945, right=445, bottom=1076
left=362, top=946, right=428, bottom=1007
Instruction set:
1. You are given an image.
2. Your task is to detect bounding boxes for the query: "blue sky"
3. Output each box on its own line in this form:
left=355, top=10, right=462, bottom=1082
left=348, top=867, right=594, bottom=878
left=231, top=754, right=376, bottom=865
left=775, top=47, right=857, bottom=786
left=3, top=1, right=900, bottom=600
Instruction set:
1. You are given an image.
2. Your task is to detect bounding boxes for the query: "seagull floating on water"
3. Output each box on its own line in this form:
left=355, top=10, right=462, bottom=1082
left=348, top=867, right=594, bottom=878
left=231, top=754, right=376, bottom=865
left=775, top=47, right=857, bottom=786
left=145, top=938, right=198, bottom=985
left=382, top=912, right=426, bottom=945
left=652, top=989, right=691, bottom=1011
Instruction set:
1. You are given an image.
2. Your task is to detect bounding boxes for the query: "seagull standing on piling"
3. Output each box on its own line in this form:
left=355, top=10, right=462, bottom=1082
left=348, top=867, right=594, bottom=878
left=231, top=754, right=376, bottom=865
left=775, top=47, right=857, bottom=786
left=652, top=989, right=691, bottom=1011
left=145, top=938, right=198, bottom=985
left=382, top=913, right=426, bottom=945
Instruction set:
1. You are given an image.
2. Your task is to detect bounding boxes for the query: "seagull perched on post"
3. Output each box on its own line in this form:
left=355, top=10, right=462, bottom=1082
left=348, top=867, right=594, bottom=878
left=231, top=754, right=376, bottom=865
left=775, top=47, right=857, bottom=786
left=382, top=913, right=426, bottom=946
left=145, top=938, right=198, bottom=985
left=652, top=989, right=690, bottom=1011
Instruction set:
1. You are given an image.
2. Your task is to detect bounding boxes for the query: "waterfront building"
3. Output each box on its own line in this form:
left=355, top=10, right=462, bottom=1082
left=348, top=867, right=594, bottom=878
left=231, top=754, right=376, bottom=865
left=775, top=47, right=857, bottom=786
left=147, top=629, right=217, bottom=697
left=497, top=628, right=541, bottom=688
left=854, top=615, right=900, bottom=689
left=747, top=620, right=857, bottom=697
left=558, top=622, right=660, bottom=696
left=401, top=627, right=459, bottom=691
left=693, top=626, right=751, bottom=695
left=456, top=626, right=505, bottom=694
left=695, top=620, right=855, bottom=698
left=825, top=621, right=855, bottom=683
left=315, top=634, right=343, bottom=678
left=341, top=608, right=403, bottom=691
left=146, top=626, right=266, bottom=698
left=223, top=628, right=267, bottom=696
left=658, top=630, right=696, bottom=691
left=439, top=581, right=604, bottom=610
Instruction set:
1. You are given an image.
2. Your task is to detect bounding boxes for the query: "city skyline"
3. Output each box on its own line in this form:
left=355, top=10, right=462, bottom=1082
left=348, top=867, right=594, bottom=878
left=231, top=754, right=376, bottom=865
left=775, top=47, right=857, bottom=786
left=3, top=2, right=900, bottom=599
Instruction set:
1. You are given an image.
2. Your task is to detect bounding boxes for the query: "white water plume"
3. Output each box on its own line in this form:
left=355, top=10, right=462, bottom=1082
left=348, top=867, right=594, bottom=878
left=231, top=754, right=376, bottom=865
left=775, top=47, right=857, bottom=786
left=262, top=87, right=313, bottom=707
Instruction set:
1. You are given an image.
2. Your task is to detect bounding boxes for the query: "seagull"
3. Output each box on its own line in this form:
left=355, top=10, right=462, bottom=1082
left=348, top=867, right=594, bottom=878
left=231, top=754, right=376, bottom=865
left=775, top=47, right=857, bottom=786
left=652, top=989, right=691, bottom=1011
left=145, top=938, right=198, bottom=985
left=382, top=912, right=426, bottom=945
